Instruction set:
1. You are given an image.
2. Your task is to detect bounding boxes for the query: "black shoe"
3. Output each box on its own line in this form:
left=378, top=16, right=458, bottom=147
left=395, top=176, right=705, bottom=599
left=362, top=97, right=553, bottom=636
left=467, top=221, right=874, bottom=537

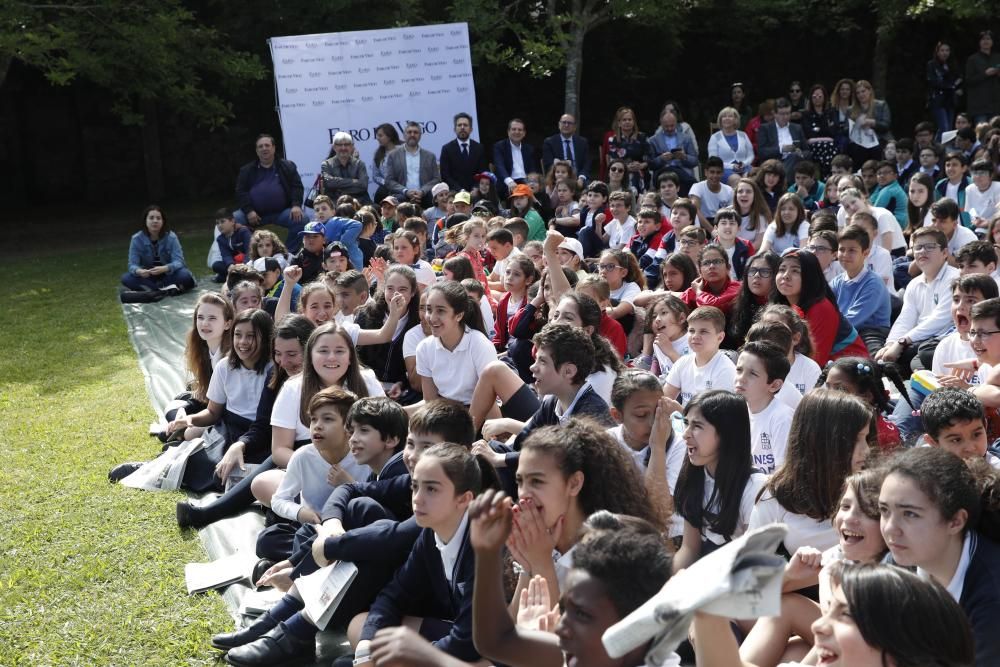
left=251, top=558, right=276, bottom=588
left=108, top=461, right=143, bottom=483
left=211, top=612, right=280, bottom=651
left=224, top=623, right=315, bottom=666
left=176, top=502, right=206, bottom=529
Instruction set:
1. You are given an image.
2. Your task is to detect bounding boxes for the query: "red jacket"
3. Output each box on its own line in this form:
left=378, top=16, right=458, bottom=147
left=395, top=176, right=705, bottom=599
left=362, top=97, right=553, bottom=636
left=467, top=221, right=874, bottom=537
left=492, top=291, right=531, bottom=350
left=680, top=278, right=742, bottom=314
left=799, top=298, right=869, bottom=366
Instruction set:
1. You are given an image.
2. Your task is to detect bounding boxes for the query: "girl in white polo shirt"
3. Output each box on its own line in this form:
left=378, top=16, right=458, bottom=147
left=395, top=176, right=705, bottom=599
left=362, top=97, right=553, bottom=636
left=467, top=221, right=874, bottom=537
left=416, top=280, right=496, bottom=405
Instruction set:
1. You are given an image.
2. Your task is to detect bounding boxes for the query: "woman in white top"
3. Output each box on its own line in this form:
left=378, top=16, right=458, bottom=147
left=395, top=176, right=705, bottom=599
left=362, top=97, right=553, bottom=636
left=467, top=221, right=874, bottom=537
left=253, top=322, right=384, bottom=504
left=748, top=390, right=874, bottom=555
left=708, top=106, right=755, bottom=187
left=415, top=280, right=496, bottom=405
left=693, top=561, right=974, bottom=667
left=740, top=468, right=889, bottom=667
left=672, top=390, right=767, bottom=572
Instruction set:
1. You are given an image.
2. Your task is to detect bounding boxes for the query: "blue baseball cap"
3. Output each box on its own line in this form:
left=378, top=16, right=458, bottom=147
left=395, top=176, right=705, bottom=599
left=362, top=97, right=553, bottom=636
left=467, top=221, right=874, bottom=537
left=301, top=221, right=326, bottom=236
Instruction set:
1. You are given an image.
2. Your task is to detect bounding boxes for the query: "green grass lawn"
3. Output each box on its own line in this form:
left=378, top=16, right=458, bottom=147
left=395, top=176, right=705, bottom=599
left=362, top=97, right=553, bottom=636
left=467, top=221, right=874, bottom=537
left=0, top=221, right=232, bottom=666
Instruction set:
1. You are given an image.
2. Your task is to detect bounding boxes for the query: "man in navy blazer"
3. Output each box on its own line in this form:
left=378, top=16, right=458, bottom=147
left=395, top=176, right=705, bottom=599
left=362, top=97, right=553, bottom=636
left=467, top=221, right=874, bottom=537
left=757, top=98, right=809, bottom=173
left=542, top=114, right=591, bottom=186
left=440, top=113, right=488, bottom=192
left=493, top=118, right=539, bottom=198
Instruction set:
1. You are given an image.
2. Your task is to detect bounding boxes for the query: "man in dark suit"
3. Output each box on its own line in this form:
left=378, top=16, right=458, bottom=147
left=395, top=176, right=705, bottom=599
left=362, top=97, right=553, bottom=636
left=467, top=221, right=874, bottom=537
left=542, top=114, right=590, bottom=186
left=493, top=118, right=539, bottom=198
left=383, top=121, right=442, bottom=207
left=757, top=98, right=809, bottom=174
left=439, top=112, right=488, bottom=192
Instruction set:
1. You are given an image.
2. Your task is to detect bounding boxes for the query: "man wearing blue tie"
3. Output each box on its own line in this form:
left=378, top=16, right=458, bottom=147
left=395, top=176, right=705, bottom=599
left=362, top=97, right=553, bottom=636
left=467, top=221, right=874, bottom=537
left=543, top=114, right=591, bottom=187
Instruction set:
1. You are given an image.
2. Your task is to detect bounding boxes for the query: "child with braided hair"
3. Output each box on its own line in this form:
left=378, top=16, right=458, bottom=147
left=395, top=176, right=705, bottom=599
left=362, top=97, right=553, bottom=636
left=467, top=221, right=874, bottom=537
left=820, top=356, right=913, bottom=451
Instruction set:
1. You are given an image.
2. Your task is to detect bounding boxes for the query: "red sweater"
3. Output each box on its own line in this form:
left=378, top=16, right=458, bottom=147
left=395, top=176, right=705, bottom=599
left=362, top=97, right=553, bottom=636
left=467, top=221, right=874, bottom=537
left=799, top=298, right=869, bottom=366
left=600, top=313, right=627, bottom=358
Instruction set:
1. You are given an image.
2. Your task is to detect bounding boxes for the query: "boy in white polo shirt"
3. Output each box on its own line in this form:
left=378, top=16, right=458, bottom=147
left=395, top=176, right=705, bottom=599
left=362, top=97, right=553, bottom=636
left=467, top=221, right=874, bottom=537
left=663, top=306, right=736, bottom=406
left=876, top=227, right=959, bottom=371
left=930, top=198, right=977, bottom=265
left=735, top=341, right=794, bottom=475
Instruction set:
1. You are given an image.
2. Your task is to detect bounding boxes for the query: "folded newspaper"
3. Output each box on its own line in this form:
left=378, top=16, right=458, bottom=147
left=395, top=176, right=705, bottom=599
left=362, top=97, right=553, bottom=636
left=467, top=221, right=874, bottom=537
left=602, top=524, right=788, bottom=665
left=296, top=560, right=359, bottom=630
left=185, top=550, right=260, bottom=594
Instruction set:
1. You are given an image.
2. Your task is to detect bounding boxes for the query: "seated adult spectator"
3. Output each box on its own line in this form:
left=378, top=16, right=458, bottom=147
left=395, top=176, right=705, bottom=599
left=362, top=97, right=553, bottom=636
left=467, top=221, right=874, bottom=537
left=370, top=123, right=401, bottom=204
left=605, top=106, right=650, bottom=193
left=847, top=79, right=891, bottom=167
left=648, top=109, right=698, bottom=194
left=801, top=84, right=839, bottom=177
left=708, top=106, right=755, bottom=187
left=234, top=134, right=309, bottom=253
left=121, top=205, right=196, bottom=293
left=493, top=118, right=539, bottom=198
left=542, top=114, right=590, bottom=186
left=320, top=132, right=370, bottom=205
left=744, top=99, right=774, bottom=156
left=383, top=121, right=442, bottom=208
left=439, top=112, right=487, bottom=192
left=758, top=97, right=809, bottom=175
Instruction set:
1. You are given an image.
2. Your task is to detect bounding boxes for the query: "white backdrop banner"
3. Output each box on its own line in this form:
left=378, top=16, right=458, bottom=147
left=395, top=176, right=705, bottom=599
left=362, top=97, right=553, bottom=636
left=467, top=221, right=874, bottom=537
left=268, top=23, right=479, bottom=198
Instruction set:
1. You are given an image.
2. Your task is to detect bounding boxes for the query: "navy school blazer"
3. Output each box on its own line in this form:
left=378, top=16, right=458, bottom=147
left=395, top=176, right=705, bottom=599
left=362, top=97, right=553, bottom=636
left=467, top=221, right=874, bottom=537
left=360, top=522, right=479, bottom=662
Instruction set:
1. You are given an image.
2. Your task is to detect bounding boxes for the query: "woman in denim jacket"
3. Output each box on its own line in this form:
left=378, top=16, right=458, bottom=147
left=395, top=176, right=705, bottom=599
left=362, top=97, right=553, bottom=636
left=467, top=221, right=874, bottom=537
left=121, top=205, right=196, bottom=293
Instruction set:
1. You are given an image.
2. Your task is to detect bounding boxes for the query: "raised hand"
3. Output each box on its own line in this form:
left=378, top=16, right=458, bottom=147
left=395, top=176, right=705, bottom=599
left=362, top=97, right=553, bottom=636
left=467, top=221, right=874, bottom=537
left=469, top=488, right=513, bottom=553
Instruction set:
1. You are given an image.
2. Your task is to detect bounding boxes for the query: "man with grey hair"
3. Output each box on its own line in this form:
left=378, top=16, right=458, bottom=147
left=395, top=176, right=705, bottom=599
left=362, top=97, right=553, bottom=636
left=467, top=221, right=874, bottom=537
left=320, top=131, right=371, bottom=204
left=384, top=121, right=442, bottom=207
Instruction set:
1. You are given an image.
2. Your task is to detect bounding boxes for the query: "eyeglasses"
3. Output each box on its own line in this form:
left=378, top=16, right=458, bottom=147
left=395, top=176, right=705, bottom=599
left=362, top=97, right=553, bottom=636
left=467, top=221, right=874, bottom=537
left=747, top=268, right=773, bottom=278
left=679, top=239, right=701, bottom=247
left=700, top=258, right=725, bottom=267
left=913, top=243, right=941, bottom=252
left=598, top=263, right=624, bottom=272
left=805, top=245, right=832, bottom=253
left=969, top=330, right=1000, bottom=340
left=609, top=167, right=625, bottom=173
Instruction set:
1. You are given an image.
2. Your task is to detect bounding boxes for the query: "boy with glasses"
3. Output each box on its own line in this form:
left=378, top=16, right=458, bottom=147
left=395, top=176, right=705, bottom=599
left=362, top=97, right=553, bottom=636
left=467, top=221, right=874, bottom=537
left=875, top=227, right=958, bottom=370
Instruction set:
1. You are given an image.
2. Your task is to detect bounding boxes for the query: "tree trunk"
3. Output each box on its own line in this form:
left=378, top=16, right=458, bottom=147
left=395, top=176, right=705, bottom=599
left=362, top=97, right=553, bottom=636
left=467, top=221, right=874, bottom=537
left=871, top=18, right=896, bottom=99
left=563, top=21, right=586, bottom=121
left=140, top=98, right=165, bottom=201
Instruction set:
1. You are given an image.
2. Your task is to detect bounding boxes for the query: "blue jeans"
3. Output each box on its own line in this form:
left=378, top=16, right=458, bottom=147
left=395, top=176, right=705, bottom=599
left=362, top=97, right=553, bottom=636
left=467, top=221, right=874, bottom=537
left=930, top=103, right=954, bottom=141
left=121, top=267, right=196, bottom=292
left=233, top=207, right=311, bottom=253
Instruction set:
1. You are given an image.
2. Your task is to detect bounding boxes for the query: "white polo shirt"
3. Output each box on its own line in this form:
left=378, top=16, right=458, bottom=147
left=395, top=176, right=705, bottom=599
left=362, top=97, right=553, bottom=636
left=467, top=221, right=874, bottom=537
left=415, top=327, right=497, bottom=404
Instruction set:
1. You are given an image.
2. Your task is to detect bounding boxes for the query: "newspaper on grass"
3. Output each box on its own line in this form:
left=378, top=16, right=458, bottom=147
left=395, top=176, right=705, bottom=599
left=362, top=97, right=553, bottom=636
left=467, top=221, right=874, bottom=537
left=185, top=551, right=260, bottom=594
left=120, top=437, right=205, bottom=492
left=296, top=560, right=360, bottom=630
left=602, top=524, right=788, bottom=665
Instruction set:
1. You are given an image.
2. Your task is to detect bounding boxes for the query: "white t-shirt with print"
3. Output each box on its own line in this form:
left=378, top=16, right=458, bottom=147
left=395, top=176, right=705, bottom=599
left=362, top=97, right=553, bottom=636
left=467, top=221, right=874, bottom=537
left=666, top=350, right=737, bottom=404
left=787, top=353, right=822, bottom=396
left=654, top=333, right=690, bottom=377
left=749, top=398, right=795, bottom=475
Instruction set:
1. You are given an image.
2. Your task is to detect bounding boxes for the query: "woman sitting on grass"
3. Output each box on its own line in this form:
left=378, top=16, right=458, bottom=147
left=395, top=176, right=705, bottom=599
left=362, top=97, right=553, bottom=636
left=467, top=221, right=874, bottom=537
left=121, top=205, right=196, bottom=294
